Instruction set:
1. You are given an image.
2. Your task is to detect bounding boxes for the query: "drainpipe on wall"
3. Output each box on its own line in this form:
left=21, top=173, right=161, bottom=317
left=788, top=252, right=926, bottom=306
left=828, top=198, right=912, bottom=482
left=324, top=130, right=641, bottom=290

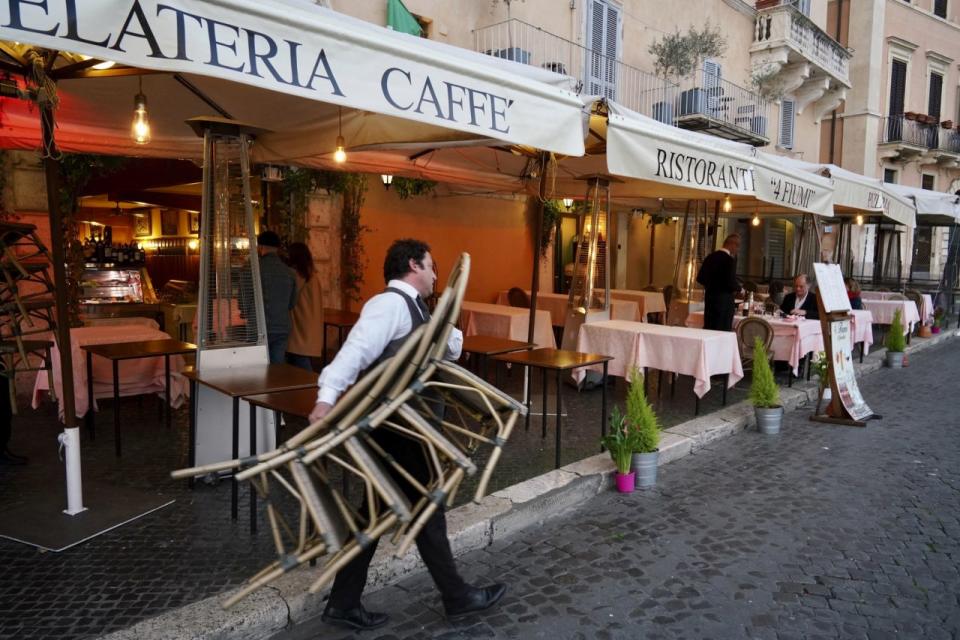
left=827, top=0, right=844, bottom=164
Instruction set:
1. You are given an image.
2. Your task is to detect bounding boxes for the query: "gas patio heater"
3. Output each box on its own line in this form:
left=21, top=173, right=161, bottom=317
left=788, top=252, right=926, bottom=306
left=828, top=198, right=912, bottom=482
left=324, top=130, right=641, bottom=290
left=187, top=117, right=275, bottom=470
left=668, top=200, right=713, bottom=326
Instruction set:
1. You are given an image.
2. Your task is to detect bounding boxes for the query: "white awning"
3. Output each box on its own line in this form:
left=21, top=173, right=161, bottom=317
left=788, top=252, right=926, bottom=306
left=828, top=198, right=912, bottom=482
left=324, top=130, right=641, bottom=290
left=605, top=103, right=834, bottom=216
left=0, top=0, right=585, bottom=157
left=886, top=184, right=960, bottom=225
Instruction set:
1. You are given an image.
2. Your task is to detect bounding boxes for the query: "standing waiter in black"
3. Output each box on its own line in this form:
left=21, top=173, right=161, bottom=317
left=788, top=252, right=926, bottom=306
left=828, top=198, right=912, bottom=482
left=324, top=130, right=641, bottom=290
left=697, top=233, right=742, bottom=331
left=308, top=238, right=506, bottom=631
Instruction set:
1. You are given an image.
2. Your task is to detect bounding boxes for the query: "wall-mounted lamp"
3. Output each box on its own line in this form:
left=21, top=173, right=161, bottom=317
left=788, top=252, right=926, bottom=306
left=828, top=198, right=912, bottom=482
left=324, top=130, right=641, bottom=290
left=381, top=174, right=394, bottom=189
left=562, top=197, right=574, bottom=210
left=131, top=76, right=151, bottom=145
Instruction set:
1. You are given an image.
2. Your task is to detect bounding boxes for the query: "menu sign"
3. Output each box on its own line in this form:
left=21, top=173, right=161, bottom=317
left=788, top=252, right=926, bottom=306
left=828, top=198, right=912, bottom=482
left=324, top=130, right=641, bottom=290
left=813, top=263, right=851, bottom=313
left=829, top=320, right=872, bottom=421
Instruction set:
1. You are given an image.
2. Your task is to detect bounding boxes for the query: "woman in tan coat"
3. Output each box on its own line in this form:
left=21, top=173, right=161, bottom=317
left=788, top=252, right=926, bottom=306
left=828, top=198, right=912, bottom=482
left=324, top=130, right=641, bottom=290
left=285, top=242, right=324, bottom=372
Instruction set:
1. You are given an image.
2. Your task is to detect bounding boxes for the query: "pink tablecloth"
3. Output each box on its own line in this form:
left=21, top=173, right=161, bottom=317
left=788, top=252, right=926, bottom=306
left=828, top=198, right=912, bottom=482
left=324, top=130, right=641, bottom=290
left=861, top=300, right=920, bottom=334
left=849, top=310, right=874, bottom=352
left=577, top=320, right=743, bottom=398
left=685, top=312, right=824, bottom=375
left=460, top=301, right=556, bottom=348
left=609, top=289, right=667, bottom=318
left=495, top=291, right=641, bottom=325
left=32, top=325, right=190, bottom=419
left=861, top=292, right=934, bottom=324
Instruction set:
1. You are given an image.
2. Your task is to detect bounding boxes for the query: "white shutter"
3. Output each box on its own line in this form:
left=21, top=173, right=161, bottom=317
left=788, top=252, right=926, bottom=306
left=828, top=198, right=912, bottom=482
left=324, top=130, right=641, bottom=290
left=797, top=0, right=812, bottom=16
left=586, top=0, right=620, bottom=100
left=779, top=98, right=795, bottom=150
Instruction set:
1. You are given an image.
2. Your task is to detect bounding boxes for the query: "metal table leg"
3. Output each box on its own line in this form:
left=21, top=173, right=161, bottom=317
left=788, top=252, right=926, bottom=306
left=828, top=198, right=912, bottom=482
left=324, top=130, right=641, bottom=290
left=523, top=365, right=531, bottom=432
left=554, top=368, right=562, bottom=469
left=164, top=354, right=171, bottom=430
left=694, top=383, right=700, bottom=416
left=113, top=359, right=121, bottom=457
left=249, top=402, right=258, bottom=534
left=722, top=374, right=728, bottom=406
left=600, top=361, right=608, bottom=450
left=231, top=396, right=240, bottom=521
left=541, top=365, right=547, bottom=439
left=85, top=350, right=95, bottom=440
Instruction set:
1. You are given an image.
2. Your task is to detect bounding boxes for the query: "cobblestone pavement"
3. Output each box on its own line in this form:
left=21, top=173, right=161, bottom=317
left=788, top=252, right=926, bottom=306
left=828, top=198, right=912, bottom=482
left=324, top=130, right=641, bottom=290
left=272, top=339, right=960, bottom=640
left=0, top=339, right=751, bottom=640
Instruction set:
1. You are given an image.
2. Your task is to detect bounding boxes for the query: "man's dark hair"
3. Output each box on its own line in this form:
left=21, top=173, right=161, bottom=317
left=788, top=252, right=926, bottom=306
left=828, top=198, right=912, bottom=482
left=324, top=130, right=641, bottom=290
left=384, top=238, right=430, bottom=283
left=257, top=230, right=281, bottom=248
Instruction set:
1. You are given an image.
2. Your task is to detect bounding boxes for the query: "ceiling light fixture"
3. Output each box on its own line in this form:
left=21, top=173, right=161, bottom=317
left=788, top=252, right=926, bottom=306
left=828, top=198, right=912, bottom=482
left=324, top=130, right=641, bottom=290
left=723, top=195, right=732, bottom=213
left=131, top=76, right=151, bottom=145
left=856, top=214, right=864, bottom=226
left=381, top=174, right=393, bottom=189
left=334, top=107, right=347, bottom=163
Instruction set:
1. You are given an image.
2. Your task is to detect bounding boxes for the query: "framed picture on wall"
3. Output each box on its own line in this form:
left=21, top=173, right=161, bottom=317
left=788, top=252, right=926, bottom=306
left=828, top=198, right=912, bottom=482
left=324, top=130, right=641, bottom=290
left=189, top=211, right=200, bottom=234
left=133, top=213, right=151, bottom=237
left=160, top=209, right=179, bottom=236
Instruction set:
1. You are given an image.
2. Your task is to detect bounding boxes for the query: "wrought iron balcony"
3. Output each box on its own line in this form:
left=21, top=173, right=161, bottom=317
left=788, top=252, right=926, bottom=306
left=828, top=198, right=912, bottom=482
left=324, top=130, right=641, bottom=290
left=878, top=115, right=937, bottom=162
left=472, top=19, right=677, bottom=123
left=672, top=72, right=769, bottom=146
left=750, top=1, right=850, bottom=122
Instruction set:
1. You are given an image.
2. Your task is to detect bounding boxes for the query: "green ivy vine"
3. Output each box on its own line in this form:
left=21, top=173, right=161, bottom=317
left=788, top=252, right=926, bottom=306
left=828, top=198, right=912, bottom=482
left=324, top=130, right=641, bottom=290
left=539, top=199, right=563, bottom=257
left=392, top=177, right=436, bottom=200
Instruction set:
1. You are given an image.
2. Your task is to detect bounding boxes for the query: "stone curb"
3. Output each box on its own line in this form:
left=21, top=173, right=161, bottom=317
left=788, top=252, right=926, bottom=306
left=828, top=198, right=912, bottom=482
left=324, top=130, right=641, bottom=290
left=98, top=328, right=960, bottom=640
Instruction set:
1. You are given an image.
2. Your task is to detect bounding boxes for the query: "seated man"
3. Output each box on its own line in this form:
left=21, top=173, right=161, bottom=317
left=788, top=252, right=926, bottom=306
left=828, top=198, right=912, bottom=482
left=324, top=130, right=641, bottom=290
left=780, top=274, right=819, bottom=319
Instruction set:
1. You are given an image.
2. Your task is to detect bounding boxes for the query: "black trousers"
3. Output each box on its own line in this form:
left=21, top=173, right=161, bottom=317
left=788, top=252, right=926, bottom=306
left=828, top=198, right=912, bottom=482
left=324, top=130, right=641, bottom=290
left=327, top=426, right=469, bottom=609
left=703, top=294, right=735, bottom=332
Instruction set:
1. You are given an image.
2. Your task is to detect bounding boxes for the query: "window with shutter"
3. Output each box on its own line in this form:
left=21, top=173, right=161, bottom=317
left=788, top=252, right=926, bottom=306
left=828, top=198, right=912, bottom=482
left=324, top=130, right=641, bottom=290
left=928, top=72, right=943, bottom=119
left=795, top=0, right=811, bottom=16
left=934, top=0, right=947, bottom=19
left=922, top=174, right=935, bottom=190
left=779, top=98, right=796, bottom=150
left=889, top=59, right=906, bottom=116
left=586, top=0, right=621, bottom=100
left=703, top=59, right=722, bottom=116
left=883, top=168, right=898, bottom=184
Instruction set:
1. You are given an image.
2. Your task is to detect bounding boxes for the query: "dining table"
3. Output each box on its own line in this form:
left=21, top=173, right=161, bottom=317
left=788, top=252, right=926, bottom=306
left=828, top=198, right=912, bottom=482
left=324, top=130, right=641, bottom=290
left=685, top=312, right=824, bottom=376
left=576, top=320, right=743, bottom=414
left=495, top=290, right=642, bottom=325
left=32, top=324, right=190, bottom=420
left=460, top=301, right=555, bottom=348
left=860, top=291, right=934, bottom=325
left=609, top=289, right=668, bottom=320
left=861, top=299, right=921, bottom=335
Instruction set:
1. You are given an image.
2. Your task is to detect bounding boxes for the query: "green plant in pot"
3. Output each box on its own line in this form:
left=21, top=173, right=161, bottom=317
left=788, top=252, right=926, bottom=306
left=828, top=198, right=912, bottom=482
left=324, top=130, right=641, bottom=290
left=750, top=338, right=783, bottom=434
left=810, top=351, right=830, bottom=414
left=884, top=308, right=906, bottom=368
left=625, top=367, right=660, bottom=488
left=601, top=407, right=640, bottom=493
left=932, top=307, right=944, bottom=334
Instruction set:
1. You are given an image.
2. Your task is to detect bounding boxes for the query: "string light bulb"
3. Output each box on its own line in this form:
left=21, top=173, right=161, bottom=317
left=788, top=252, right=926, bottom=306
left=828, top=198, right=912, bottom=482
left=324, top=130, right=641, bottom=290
left=752, top=214, right=761, bottom=227
left=723, top=195, right=732, bottom=213
left=131, top=76, right=151, bottom=145
left=856, top=214, right=864, bottom=226
left=333, top=107, right=347, bottom=163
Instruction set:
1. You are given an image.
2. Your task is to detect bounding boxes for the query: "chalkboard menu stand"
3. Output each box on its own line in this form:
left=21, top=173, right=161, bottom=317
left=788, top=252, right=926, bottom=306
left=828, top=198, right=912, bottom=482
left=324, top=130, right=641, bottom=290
left=809, top=263, right=874, bottom=427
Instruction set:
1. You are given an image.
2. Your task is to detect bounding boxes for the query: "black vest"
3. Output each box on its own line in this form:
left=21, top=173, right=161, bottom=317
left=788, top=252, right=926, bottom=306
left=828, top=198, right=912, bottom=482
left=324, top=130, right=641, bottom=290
left=375, top=287, right=428, bottom=366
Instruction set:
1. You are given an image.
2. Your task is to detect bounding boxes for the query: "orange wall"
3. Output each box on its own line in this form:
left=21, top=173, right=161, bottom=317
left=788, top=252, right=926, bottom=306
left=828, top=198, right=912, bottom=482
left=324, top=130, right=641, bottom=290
left=357, top=187, right=535, bottom=308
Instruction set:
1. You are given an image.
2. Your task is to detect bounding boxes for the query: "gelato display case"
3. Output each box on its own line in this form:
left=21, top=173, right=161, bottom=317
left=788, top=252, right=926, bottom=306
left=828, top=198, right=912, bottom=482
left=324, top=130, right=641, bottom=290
left=79, top=268, right=163, bottom=325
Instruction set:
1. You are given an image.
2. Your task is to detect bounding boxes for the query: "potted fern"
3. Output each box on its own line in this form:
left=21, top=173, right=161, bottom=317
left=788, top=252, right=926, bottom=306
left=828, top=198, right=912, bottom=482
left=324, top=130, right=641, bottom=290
left=885, top=308, right=906, bottom=368
left=750, top=338, right=783, bottom=434
left=625, top=368, right=661, bottom=488
left=601, top=407, right=640, bottom=493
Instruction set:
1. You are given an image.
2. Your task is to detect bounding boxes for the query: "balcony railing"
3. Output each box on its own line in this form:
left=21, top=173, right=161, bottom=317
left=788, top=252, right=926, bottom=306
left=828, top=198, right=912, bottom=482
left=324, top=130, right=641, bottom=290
left=753, top=2, right=851, bottom=87
left=938, top=129, right=960, bottom=154
left=472, top=19, right=677, bottom=121
left=673, top=72, right=769, bottom=140
left=881, top=115, right=940, bottom=148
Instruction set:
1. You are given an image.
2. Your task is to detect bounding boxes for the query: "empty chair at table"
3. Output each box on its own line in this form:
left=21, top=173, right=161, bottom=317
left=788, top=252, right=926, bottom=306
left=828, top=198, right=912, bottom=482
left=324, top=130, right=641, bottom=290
left=507, top=287, right=530, bottom=308
left=735, top=316, right=774, bottom=375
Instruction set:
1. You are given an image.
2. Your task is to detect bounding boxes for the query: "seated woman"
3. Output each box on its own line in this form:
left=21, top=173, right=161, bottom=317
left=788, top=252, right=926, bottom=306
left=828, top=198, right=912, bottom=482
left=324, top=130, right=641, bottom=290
left=768, top=280, right=785, bottom=306
left=845, top=278, right=864, bottom=310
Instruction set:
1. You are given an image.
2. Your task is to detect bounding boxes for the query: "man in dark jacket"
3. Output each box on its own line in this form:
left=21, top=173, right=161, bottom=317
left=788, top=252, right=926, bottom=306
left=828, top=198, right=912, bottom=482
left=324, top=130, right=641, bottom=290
left=780, top=274, right=819, bottom=319
left=257, top=230, right=298, bottom=363
left=697, top=234, right=741, bottom=331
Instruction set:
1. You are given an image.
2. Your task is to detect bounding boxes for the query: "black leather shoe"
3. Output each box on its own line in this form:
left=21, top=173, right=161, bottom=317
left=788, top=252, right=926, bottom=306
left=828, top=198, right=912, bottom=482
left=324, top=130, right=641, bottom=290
left=444, top=583, right=507, bottom=619
left=321, top=604, right=388, bottom=630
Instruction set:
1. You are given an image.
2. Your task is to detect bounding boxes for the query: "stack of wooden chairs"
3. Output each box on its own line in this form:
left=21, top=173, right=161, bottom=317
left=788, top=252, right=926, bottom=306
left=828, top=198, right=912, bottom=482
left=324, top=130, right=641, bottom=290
left=172, top=253, right=525, bottom=608
left=0, top=221, right=56, bottom=406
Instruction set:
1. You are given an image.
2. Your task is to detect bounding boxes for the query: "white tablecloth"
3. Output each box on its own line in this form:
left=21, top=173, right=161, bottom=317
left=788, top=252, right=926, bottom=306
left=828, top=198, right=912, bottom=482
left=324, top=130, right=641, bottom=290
left=577, top=320, right=743, bottom=398
left=609, top=289, right=667, bottom=317
left=861, top=300, right=920, bottom=334
left=32, top=325, right=190, bottom=419
left=685, top=312, right=823, bottom=375
left=849, top=310, right=874, bottom=352
left=860, top=292, right=934, bottom=324
left=495, top=290, right=640, bottom=326
left=460, top=301, right=556, bottom=348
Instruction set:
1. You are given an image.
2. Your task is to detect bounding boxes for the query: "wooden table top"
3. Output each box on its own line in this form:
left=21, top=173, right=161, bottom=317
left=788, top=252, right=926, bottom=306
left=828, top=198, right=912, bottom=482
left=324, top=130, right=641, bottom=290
left=243, top=387, right=319, bottom=418
left=492, top=347, right=613, bottom=371
left=462, top=335, right=535, bottom=356
left=323, top=308, right=359, bottom=327
left=182, top=363, right=317, bottom=397
left=82, top=339, right=197, bottom=361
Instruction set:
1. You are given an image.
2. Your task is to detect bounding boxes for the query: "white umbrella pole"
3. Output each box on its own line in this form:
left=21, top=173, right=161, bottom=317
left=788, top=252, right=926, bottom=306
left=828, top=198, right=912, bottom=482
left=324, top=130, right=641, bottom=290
left=58, top=427, right=86, bottom=515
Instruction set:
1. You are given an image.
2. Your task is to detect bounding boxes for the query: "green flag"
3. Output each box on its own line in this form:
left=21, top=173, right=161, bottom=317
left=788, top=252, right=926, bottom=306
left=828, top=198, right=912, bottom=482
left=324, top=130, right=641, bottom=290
left=386, top=0, right=423, bottom=37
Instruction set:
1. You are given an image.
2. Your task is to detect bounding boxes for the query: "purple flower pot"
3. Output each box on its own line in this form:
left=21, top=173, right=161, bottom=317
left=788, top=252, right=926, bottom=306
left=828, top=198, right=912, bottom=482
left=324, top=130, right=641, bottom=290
left=615, top=471, right=636, bottom=493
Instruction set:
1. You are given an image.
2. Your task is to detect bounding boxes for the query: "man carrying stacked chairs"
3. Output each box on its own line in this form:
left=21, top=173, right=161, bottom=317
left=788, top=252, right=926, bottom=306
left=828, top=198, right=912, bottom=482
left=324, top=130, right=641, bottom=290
left=172, top=240, right=524, bottom=630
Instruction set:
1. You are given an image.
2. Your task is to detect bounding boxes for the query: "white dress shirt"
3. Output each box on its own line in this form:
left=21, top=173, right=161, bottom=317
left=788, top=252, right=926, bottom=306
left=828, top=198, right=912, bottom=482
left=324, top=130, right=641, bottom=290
left=316, top=279, right=463, bottom=406
left=792, top=293, right=808, bottom=312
